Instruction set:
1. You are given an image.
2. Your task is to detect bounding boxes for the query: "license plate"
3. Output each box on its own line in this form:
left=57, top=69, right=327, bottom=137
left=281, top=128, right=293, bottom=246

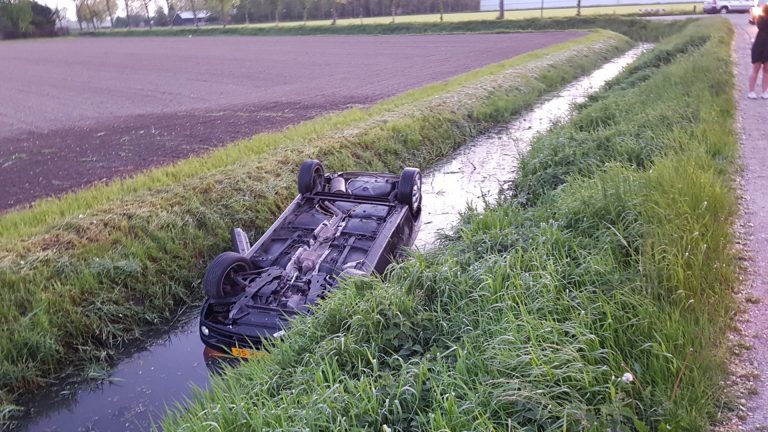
left=230, top=347, right=265, bottom=359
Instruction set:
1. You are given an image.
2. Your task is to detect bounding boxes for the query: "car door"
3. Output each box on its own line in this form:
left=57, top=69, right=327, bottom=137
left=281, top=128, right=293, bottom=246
left=735, top=0, right=754, bottom=12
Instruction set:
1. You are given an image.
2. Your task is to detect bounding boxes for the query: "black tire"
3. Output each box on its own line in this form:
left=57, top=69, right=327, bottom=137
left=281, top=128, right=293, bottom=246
left=396, top=167, right=422, bottom=215
left=204, top=252, right=252, bottom=299
left=298, top=160, right=325, bottom=194
left=719, top=6, right=728, bottom=13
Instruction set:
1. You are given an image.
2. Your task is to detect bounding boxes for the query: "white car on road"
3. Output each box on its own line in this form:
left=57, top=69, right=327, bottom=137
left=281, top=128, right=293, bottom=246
left=704, top=0, right=752, bottom=13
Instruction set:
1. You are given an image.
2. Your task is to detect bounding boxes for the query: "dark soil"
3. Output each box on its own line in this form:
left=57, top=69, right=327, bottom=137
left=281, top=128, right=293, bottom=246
left=0, top=100, right=360, bottom=209
left=0, top=32, right=584, bottom=211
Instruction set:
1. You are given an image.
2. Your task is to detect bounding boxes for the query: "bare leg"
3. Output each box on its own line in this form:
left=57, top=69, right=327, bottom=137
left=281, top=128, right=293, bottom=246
left=762, top=63, right=768, bottom=93
left=750, top=63, right=762, bottom=92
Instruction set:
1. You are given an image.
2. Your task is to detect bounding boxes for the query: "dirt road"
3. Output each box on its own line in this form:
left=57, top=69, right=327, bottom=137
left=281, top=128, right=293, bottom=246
left=0, top=32, right=584, bottom=211
left=730, top=13, right=768, bottom=430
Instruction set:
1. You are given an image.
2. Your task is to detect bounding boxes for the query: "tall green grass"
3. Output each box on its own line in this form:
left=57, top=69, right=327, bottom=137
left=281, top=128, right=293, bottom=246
left=161, top=18, right=738, bottom=430
left=0, top=30, right=633, bottom=413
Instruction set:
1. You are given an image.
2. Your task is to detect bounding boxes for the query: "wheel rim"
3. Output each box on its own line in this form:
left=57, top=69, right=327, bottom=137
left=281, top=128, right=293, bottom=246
left=411, top=172, right=422, bottom=211
left=312, top=166, right=324, bottom=192
left=221, top=262, right=249, bottom=297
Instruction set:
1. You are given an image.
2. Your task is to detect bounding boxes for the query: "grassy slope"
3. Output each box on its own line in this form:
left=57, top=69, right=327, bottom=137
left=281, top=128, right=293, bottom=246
left=0, top=29, right=635, bottom=412
left=89, top=3, right=699, bottom=35
left=162, top=18, right=738, bottom=431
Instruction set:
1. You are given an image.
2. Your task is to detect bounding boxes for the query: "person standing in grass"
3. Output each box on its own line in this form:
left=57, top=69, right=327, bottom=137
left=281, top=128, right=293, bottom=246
left=749, top=4, right=768, bottom=99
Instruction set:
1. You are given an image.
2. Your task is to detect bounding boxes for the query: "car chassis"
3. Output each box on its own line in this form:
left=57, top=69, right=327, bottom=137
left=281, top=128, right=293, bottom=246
left=199, top=160, right=422, bottom=355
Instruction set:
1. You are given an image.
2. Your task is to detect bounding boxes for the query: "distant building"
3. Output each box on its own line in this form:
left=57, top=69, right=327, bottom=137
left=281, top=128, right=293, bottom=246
left=480, top=0, right=692, bottom=10
left=172, top=11, right=212, bottom=26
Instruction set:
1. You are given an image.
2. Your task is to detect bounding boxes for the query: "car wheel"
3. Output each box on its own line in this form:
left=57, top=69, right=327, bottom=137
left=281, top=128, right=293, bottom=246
left=719, top=6, right=729, bottom=13
left=397, top=167, right=422, bottom=216
left=204, top=252, right=252, bottom=299
left=298, top=159, right=325, bottom=194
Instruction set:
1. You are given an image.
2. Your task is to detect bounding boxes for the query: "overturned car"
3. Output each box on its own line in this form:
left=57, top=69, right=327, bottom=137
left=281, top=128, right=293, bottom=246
left=199, top=160, right=422, bottom=357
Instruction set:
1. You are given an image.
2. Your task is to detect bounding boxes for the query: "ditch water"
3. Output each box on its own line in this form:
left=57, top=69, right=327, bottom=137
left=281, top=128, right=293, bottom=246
left=16, top=44, right=649, bottom=432
left=415, top=44, right=650, bottom=249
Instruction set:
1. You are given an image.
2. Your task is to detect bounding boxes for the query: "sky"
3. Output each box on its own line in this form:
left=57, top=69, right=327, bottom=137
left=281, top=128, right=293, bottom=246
left=39, top=0, right=77, bottom=20
left=38, top=0, right=167, bottom=22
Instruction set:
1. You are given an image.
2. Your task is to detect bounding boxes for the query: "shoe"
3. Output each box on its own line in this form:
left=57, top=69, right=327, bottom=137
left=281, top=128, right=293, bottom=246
left=749, top=91, right=759, bottom=99
left=761, top=92, right=768, bottom=99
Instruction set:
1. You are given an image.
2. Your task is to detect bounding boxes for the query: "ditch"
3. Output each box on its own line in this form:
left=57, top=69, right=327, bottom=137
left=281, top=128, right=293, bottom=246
left=14, top=44, right=649, bottom=432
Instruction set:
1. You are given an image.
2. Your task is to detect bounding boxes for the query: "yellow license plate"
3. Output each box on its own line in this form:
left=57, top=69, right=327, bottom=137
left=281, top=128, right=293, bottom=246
left=230, top=347, right=265, bottom=359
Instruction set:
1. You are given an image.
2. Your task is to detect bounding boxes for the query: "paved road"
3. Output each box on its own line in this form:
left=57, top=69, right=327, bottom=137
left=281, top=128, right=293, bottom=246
left=644, top=13, right=719, bottom=20
left=0, top=32, right=584, bottom=211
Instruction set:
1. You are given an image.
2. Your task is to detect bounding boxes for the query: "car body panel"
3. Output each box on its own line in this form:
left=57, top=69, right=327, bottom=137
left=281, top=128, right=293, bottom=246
left=199, top=169, right=420, bottom=354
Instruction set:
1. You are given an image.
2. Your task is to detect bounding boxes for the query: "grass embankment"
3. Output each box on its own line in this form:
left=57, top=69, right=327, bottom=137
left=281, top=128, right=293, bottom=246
left=94, top=2, right=702, bottom=35
left=162, top=18, right=738, bottom=430
left=0, top=29, right=635, bottom=415
left=92, top=15, right=693, bottom=38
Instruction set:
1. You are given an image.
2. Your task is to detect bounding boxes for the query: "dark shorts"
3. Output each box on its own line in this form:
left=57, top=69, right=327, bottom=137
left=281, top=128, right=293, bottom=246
left=753, top=37, right=768, bottom=64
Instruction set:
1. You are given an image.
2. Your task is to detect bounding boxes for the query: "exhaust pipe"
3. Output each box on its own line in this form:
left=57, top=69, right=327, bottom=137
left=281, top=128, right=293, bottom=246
left=330, top=177, right=346, bottom=193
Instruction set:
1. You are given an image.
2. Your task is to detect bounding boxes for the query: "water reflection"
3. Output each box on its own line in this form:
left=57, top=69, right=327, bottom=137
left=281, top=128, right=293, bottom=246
left=17, top=319, right=209, bottom=432
left=415, top=44, right=650, bottom=249
left=202, top=346, right=242, bottom=375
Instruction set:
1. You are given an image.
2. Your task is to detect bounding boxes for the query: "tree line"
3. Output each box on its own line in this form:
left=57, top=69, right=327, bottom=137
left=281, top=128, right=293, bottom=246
left=0, top=0, right=60, bottom=38
left=72, top=0, right=480, bottom=30
left=232, top=0, right=481, bottom=25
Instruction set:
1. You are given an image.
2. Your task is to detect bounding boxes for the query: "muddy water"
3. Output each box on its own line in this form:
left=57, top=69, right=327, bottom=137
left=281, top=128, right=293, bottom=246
left=16, top=45, right=649, bottom=432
